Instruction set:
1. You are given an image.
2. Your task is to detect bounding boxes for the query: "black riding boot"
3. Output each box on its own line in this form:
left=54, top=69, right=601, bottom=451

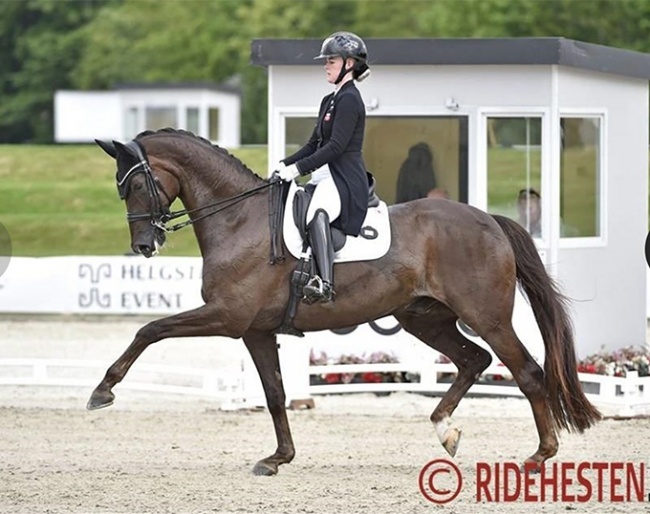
left=303, top=210, right=335, bottom=303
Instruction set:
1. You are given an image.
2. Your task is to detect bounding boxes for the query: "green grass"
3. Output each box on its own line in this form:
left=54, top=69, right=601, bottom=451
left=0, top=143, right=646, bottom=256
left=0, top=144, right=267, bottom=256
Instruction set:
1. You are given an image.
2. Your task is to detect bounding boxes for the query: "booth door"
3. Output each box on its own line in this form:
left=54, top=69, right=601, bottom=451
left=285, top=115, right=469, bottom=205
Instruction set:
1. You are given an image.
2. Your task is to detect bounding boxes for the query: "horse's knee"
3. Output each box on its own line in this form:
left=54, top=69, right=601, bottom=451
left=135, top=322, right=160, bottom=342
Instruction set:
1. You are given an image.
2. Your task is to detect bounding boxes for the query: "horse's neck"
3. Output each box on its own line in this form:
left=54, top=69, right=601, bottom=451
left=169, top=147, right=267, bottom=258
left=179, top=156, right=262, bottom=208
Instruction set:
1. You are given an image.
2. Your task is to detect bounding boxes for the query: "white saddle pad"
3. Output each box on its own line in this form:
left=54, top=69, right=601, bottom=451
left=282, top=181, right=391, bottom=263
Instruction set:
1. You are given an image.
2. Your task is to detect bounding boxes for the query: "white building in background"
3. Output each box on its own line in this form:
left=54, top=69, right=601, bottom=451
left=54, top=82, right=241, bottom=148
left=252, top=37, right=650, bottom=357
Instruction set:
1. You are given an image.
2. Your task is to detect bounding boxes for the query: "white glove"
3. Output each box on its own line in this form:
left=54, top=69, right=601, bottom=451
left=277, top=163, right=300, bottom=182
left=276, top=161, right=287, bottom=172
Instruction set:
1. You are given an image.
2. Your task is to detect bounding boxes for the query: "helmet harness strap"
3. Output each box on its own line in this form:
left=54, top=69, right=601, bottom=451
left=334, top=58, right=355, bottom=85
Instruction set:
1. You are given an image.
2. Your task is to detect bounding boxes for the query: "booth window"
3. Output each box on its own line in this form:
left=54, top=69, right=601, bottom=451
left=284, top=115, right=468, bottom=203
left=186, top=107, right=199, bottom=135
left=124, top=107, right=139, bottom=140
left=145, top=106, right=176, bottom=131
left=559, top=117, right=601, bottom=238
left=486, top=116, right=542, bottom=238
left=285, top=116, right=317, bottom=157
left=208, top=108, right=220, bottom=141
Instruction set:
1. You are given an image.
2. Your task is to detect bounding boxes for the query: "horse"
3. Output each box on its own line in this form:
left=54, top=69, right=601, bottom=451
left=88, top=128, right=601, bottom=476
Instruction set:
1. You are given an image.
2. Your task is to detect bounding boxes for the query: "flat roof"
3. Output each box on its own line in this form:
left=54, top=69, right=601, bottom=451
left=113, top=81, right=241, bottom=95
left=251, top=37, right=650, bottom=80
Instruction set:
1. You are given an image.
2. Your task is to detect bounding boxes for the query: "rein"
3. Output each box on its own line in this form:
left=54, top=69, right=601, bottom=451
left=120, top=156, right=277, bottom=233
left=157, top=180, right=276, bottom=233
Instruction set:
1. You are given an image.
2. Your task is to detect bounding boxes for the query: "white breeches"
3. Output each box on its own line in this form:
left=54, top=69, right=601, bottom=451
left=306, top=166, right=341, bottom=225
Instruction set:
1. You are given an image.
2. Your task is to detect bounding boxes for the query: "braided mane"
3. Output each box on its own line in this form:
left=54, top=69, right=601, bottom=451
left=135, top=128, right=263, bottom=180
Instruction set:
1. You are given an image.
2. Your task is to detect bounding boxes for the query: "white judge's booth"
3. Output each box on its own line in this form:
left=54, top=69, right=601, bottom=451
left=251, top=37, right=650, bottom=359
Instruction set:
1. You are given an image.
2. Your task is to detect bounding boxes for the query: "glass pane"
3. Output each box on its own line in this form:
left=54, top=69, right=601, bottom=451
left=487, top=117, right=542, bottom=238
left=145, top=107, right=176, bottom=130
left=124, top=107, right=139, bottom=140
left=285, top=117, right=317, bottom=157
left=366, top=117, right=467, bottom=203
left=560, top=118, right=600, bottom=237
left=208, top=108, right=219, bottom=141
left=186, top=107, right=199, bottom=135
left=284, top=116, right=468, bottom=204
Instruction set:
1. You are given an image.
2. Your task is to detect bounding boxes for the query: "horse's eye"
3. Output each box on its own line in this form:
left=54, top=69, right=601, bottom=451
left=132, top=182, right=144, bottom=192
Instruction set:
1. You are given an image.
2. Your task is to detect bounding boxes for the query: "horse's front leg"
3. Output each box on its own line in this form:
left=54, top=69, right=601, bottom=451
left=242, top=330, right=295, bottom=476
left=87, top=304, right=228, bottom=410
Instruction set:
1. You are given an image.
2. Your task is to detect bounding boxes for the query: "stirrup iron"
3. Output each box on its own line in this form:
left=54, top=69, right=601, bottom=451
left=303, top=275, right=334, bottom=304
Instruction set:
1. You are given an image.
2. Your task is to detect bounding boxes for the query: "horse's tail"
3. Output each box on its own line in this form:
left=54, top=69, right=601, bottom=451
left=492, top=214, right=602, bottom=433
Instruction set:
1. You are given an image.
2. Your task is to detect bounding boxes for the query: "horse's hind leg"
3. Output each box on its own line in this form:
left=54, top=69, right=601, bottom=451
left=242, top=330, right=295, bottom=476
left=482, top=324, right=558, bottom=467
left=395, top=311, right=492, bottom=457
left=87, top=304, right=226, bottom=410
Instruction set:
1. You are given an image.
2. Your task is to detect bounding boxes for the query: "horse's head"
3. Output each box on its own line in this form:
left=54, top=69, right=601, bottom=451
left=96, top=139, right=178, bottom=258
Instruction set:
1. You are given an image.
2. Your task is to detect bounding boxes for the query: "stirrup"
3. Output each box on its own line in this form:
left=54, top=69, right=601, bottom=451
left=302, top=276, right=334, bottom=304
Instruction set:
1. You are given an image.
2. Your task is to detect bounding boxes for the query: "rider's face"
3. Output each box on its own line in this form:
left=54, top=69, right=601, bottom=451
left=324, top=56, right=352, bottom=84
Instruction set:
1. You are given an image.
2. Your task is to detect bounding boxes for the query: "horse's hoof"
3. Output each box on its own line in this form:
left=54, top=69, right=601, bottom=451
left=86, top=389, right=115, bottom=410
left=442, top=427, right=462, bottom=457
left=252, top=460, right=278, bottom=476
left=522, top=458, right=543, bottom=474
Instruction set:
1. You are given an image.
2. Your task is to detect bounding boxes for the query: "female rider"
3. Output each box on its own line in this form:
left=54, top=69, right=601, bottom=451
left=277, top=31, right=372, bottom=303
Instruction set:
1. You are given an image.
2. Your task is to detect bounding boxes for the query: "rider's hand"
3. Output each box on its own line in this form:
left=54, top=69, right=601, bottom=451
left=277, top=164, right=300, bottom=182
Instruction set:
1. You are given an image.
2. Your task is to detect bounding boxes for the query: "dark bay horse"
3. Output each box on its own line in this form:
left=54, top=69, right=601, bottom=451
left=89, top=128, right=600, bottom=476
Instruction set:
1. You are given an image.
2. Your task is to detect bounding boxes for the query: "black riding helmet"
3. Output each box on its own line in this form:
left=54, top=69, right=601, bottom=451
left=314, top=32, right=371, bottom=84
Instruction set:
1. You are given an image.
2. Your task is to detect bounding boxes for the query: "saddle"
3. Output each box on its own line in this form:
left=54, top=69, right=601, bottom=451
left=268, top=173, right=387, bottom=336
left=291, top=174, right=381, bottom=254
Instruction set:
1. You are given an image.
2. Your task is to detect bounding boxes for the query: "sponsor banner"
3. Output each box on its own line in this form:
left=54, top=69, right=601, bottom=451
left=0, top=256, right=203, bottom=315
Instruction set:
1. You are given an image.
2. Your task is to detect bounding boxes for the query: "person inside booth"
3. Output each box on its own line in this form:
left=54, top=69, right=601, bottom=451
left=516, top=188, right=542, bottom=238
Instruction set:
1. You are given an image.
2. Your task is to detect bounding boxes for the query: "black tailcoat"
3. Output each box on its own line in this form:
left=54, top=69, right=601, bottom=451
left=283, top=81, right=369, bottom=236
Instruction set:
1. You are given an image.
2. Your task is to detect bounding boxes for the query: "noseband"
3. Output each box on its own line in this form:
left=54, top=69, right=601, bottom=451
left=116, top=141, right=173, bottom=231
left=117, top=140, right=276, bottom=233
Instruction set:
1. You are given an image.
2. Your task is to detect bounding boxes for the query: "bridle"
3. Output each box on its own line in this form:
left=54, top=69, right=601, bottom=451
left=117, top=141, right=276, bottom=233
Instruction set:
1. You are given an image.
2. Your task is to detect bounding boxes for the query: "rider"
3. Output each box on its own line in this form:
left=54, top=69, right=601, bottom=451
left=276, top=31, right=372, bottom=303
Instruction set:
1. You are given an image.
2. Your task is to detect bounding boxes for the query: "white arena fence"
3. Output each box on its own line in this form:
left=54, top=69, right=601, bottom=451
left=1, top=353, right=649, bottom=417
left=0, top=358, right=245, bottom=404
left=1, top=256, right=649, bottom=417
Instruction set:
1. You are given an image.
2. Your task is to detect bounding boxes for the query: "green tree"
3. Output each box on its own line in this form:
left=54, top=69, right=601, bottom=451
left=238, top=0, right=358, bottom=142
left=74, top=0, right=247, bottom=89
left=0, top=0, right=110, bottom=143
left=3, top=0, right=650, bottom=144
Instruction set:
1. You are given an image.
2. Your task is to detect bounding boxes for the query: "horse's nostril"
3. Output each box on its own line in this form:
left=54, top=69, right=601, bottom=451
left=136, top=245, right=152, bottom=257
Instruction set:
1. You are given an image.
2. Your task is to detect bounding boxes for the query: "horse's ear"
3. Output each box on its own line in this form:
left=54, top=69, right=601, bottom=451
left=113, top=140, right=140, bottom=158
left=95, top=139, right=117, bottom=159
